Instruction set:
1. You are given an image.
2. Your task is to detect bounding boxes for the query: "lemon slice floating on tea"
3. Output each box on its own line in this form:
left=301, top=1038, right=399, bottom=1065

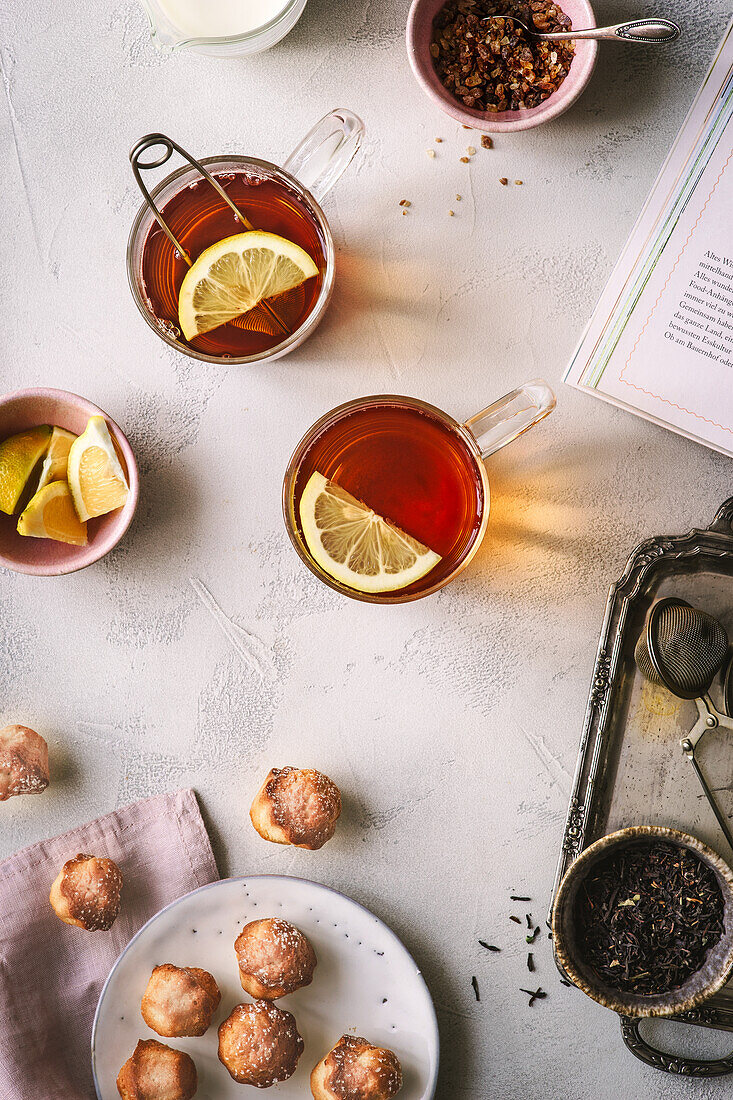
left=0, top=425, right=52, bottom=515
left=34, top=426, right=77, bottom=494
left=17, top=481, right=87, bottom=546
left=299, top=472, right=441, bottom=594
left=178, top=230, right=319, bottom=341
left=67, top=416, right=129, bottom=522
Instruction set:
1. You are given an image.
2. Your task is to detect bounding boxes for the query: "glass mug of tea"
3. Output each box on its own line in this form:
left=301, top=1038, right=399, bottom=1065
left=126, top=109, right=364, bottom=364
left=283, top=380, right=555, bottom=603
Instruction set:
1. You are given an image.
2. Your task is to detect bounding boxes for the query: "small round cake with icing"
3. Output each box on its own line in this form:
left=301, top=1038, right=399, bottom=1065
left=141, top=963, right=221, bottom=1037
left=311, top=1035, right=402, bottom=1100
left=0, top=724, right=49, bottom=801
left=218, top=1000, right=304, bottom=1088
left=116, top=1038, right=197, bottom=1100
left=49, top=853, right=123, bottom=931
left=250, top=766, right=341, bottom=850
left=235, top=917, right=316, bottom=1000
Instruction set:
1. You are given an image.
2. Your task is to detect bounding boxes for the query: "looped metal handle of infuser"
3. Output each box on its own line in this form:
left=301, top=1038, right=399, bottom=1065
left=129, top=133, right=289, bottom=336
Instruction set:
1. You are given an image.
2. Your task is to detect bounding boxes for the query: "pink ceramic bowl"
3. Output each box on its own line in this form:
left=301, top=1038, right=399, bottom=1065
left=0, top=388, right=139, bottom=576
left=406, top=0, right=598, bottom=132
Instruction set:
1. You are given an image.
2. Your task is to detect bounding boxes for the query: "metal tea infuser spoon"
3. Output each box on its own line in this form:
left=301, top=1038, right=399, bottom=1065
left=130, top=133, right=290, bottom=337
left=481, top=16, right=681, bottom=44
left=635, top=597, right=733, bottom=851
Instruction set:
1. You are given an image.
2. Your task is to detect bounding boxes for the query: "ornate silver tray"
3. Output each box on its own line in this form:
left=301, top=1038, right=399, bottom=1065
left=552, top=498, right=733, bottom=1076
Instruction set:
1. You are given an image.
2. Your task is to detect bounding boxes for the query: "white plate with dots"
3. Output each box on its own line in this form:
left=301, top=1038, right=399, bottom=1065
left=92, top=875, right=439, bottom=1098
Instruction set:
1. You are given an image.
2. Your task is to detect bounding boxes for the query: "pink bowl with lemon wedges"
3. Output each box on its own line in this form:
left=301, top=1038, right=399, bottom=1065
left=406, top=0, right=598, bottom=132
left=0, top=388, right=139, bottom=576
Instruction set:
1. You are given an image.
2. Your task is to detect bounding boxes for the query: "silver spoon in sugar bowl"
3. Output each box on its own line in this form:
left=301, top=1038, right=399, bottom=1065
left=481, top=15, right=681, bottom=43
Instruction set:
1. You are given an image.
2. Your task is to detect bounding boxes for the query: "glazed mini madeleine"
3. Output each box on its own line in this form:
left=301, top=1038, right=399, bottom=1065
left=250, top=767, right=341, bottom=850
left=0, top=724, right=49, bottom=801
left=218, top=1000, right=304, bottom=1087
left=49, top=853, right=122, bottom=931
left=117, top=1038, right=197, bottom=1100
left=235, top=917, right=316, bottom=999
left=141, top=964, right=221, bottom=1037
left=311, top=1035, right=402, bottom=1100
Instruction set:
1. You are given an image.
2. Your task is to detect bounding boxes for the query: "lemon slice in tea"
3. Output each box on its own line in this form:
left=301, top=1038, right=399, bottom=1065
left=0, top=425, right=52, bottom=515
left=34, top=426, right=77, bottom=494
left=178, top=230, right=319, bottom=341
left=299, top=472, right=441, bottom=594
left=67, top=416, right=129, bottom=522
left=17, top=481, right=87, bottom=546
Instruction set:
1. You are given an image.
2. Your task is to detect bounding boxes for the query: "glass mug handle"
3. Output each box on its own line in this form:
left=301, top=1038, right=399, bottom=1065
left=283, top=108, right=364, bottom=203
left=464, top=379, right=556, bottom=459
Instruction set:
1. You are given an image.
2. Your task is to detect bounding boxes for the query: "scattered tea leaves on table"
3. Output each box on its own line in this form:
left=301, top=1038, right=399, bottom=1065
left=527, top=952, right=535, bottom=972
left=510, top=915, right=522, bottom=924
left=525, top=913, right=533, bottom=928
left=526, top=927, right=540, bottom=944
left=520, top=987, right=547, bottom=1007
left=479, top=940, right=501, bottom=952
left=472, top=975, right=480, bottom=1001
left=510, top=895, right=531, bottom=902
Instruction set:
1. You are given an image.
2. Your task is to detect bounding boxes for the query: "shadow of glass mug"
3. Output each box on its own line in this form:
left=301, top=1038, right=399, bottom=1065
left=126, top=109, right=364, bottom=364
left=283, top=379, right=556, bottom=603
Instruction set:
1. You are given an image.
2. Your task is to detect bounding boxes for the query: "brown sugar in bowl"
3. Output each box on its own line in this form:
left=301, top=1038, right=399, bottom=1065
left=407, top=0, right=598, bottom=132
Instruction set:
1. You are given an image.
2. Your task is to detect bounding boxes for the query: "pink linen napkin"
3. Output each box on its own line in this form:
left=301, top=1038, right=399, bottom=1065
left=0, top=788, right=219, bottom=1100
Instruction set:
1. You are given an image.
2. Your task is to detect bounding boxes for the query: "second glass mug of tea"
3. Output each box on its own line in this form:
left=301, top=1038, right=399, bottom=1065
left=126, top=109, right=364, bottom=364
left=283, top=380, right=556, bottom=603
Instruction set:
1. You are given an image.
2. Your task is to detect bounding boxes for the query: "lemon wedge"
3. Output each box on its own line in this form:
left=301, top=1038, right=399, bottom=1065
left=0, top=425, right=52, bottom=514
left=67, top=416, right=129, bottom=522
left=17, top=481, right=87, bottom=545
left=178, top=230, right=319, bottom=341
left=34, top=426, right=77, bottom=494
left=299, top=472, right=441, bottom=594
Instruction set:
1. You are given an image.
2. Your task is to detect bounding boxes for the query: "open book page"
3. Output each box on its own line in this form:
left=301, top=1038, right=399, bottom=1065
left=565, top=19, right=733, bottom=458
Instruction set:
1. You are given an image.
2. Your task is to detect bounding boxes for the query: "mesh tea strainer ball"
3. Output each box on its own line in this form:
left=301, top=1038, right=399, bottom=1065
left=634, top=598, right=729, bottom=700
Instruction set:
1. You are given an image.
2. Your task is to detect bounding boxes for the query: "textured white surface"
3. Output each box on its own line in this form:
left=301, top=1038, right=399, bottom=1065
left=2, top=0, right=733, bottom=1096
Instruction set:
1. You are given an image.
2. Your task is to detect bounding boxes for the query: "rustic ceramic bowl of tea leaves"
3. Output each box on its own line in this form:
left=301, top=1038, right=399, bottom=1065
left=552, top=825, right=733, bottom=1018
